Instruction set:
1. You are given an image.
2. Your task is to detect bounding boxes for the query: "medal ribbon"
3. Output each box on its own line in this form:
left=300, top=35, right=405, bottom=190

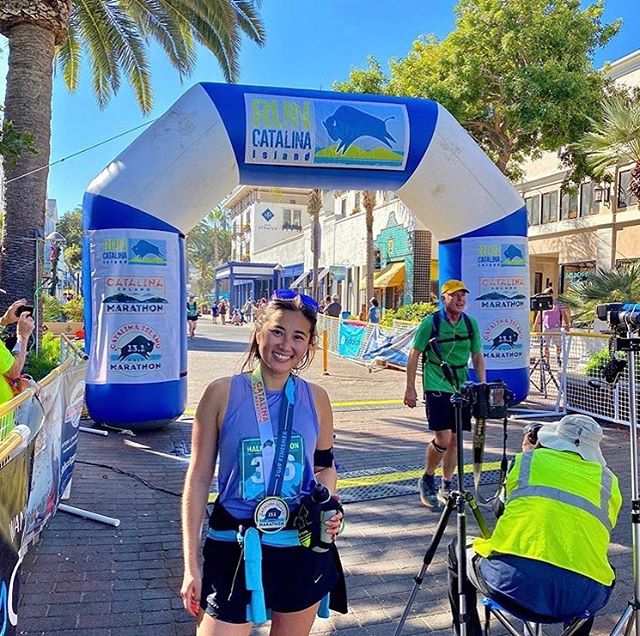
left=250, top=366, right=296, bottom=497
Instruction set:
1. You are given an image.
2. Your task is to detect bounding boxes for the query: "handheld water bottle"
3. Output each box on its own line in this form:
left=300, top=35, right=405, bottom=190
left=310, top=482, right=341, bottom=553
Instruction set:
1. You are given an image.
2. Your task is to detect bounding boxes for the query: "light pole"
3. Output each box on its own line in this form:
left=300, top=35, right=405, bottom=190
left=45, top=231, right=66, bottom=298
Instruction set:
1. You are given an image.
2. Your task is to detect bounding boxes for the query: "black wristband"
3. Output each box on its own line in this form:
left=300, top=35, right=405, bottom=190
left=313, top=447, right=334, bottom=468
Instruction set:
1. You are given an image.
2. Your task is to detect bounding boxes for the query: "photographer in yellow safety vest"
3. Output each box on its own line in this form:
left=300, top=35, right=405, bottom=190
left=448, top=414, right=622, bottom=636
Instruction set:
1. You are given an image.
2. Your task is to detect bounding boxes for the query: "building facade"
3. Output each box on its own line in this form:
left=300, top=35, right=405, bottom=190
left=215, top=187, right=435, bottom=316
left=518, top=49, right=640, bottom=295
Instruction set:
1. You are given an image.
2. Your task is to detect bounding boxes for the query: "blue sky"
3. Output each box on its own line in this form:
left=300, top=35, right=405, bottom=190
left=1, top=0, right=640, bottom=217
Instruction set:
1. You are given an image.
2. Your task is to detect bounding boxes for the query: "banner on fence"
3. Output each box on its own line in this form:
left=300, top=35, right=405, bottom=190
left=338, top=321, right=367, bottom=358
left=21, top=366, right=85, bottom=548
left=0, top=444, right=31, bottom=636
left=60, top=367, right=86, bottom=498
left=362, top=325, right=417, bottom=368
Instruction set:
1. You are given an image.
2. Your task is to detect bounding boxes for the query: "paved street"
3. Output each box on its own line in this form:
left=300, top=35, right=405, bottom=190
left=17, top=320, right=636, bottom=635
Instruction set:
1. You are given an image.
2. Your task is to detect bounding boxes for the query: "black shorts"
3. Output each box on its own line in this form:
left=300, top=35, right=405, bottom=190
left=200, top=537, right=338, bottom=624
left=424, top=391, right=471, bottom=432
left=188, top=315, right=198, bottom=322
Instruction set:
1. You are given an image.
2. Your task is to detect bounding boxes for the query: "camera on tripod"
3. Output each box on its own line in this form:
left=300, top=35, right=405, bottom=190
left=460, top=380, right=511, bottom=420
left=530, top=294, right=553, bottom=312
left=596, top=303, right=640, bottom=331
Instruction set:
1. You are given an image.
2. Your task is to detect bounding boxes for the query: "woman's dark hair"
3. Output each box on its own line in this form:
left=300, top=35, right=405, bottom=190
left=241, top=297, right=318, bottom=374
left=370, top=298, right=379, bottom=307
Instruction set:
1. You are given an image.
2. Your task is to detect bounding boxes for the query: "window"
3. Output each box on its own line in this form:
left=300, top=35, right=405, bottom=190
left=353, top=192, right=361, bottom=214
left=560, top=190, right=579, bottom=220
left=282, top=208, right=302, bottom=230
left=541, top=191, right=559, bottom=224
left=534, top=272, right=543, bottom=296
left=580, top=182, right=599, bottom=216
left=618, top=170, right=639, bottom=209
left=525, top=195, right=540, bottom=226
left=340, top=198, right=347, bottom=217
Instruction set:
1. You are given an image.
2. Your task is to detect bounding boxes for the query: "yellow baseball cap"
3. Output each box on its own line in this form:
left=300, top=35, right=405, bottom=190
left=441, top=279, right=469, bottom=295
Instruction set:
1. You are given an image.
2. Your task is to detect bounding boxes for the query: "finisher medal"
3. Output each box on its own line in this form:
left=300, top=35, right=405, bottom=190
left=254, top=496, right=290, bottom=533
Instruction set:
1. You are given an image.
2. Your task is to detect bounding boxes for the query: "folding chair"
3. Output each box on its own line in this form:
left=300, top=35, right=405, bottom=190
left=481, top=596, right=590, bottom=636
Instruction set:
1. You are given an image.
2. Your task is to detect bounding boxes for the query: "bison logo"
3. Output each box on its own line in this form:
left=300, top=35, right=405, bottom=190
left=131, top=239, right=164, bottom=260
left=118, top=335, right=155, bottom=361
left=490, top=327, right=519, bottom=350
left=323, top=106, right=396, bottom=155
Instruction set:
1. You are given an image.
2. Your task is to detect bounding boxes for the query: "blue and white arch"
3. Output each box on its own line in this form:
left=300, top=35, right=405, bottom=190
left=84, top=83, right=529, bottom=428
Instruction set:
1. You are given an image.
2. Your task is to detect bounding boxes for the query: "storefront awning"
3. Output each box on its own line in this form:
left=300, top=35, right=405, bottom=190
left=289, top=271, right=310, bottom=289
left=359, top=262, right=405, bottom=289
left=310, top=267, right=330, bottom=285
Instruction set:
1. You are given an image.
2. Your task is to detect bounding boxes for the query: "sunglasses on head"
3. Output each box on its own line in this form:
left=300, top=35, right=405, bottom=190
left=271, top=289, right=319, bottom=313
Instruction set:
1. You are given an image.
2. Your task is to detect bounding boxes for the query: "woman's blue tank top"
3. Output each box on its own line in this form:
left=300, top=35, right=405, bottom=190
left=217, top=373, right=320, bottom=519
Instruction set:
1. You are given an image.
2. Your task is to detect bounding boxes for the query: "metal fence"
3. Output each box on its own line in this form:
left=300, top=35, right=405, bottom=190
left=317, top=317, right=634, bottom=425
left=0, top=335, right=86, bottom=455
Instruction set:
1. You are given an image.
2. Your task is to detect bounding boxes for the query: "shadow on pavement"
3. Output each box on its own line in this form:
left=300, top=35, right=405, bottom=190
left=187, top=336, right=248, bottom=353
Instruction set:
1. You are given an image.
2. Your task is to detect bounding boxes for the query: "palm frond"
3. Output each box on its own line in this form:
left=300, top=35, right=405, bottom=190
left=74, top=0, right=122, bottom=108
left=55, top=17, right=82, bottom=92
left=181, top=0, right=240, bottom=82
left=102, top=0, right=153, bottom=112
left=232, top=0, right=266, bottom=46
left=575, top=92, right=640, bottom=178
left=56, top=0, right=264, bottom=110
left=560, top=262, right=640, bottom=322
left=121, top=0, right=195, bottom=77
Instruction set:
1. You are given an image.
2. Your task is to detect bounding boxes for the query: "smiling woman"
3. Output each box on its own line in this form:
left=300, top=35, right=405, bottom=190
left=181, top=292, right=347, bottom=635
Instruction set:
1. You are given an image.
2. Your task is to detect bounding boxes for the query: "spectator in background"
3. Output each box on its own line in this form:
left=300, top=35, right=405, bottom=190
left=319, top=295, right=332, bottom=314
left=218, top=300, right=227, bottom=325
left=0, top=296, right=35, bottom=403
left=367, top=298, right=380, bottom=324
left=533, top=286, right=570, bottom=367
left=324, top=294, right=342, bottom=318
left=211, top=302, right=219, bottom=324
left=187, top=295, right=199, bottom=338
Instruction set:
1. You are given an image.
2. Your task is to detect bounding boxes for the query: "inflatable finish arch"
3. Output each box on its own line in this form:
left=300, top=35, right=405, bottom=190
left=84, top=83, right=529, bottom=427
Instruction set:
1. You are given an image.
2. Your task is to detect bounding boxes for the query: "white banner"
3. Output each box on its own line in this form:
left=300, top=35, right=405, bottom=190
left=87, top=229, right=181, bottom=384
left=461, top=236, right=530, bottom=370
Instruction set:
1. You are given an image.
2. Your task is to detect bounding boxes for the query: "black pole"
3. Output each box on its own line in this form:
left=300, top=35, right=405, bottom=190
left=453, top=393, right=469, bottom=636
left=49, top=246, right=60, bottom=297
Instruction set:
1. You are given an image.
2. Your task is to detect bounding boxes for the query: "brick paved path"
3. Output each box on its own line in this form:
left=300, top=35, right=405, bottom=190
left=17, top=321, right=634, bottom=634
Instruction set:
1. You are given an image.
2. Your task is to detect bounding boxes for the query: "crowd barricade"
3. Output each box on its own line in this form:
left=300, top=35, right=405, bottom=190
left=317, top=316, right=633, bottom=425
left=0, top=336, right=87, bottom=636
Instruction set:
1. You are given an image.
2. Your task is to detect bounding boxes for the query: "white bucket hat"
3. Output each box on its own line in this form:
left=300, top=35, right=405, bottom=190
left=536, top=414, right=606, bottom=466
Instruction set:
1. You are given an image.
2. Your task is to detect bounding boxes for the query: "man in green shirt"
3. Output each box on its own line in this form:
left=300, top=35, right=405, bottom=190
left=404, top=279, right=486, bottom=510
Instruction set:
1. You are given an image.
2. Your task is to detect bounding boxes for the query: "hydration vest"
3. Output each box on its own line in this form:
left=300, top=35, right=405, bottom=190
left=422, top=310, right=475, bottom=371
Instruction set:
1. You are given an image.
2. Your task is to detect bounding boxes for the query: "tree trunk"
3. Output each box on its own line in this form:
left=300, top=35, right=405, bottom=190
left=1, top=23, right=56, bottom=308
left=307, top=189, right=322, bottom=301
left=363, top=191, right=376, bottom=308
left=311, top=213, right=320, bottom=301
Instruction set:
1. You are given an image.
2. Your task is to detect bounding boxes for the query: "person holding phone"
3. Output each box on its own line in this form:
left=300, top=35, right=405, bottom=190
left=0, top=296, right=35, bottom=402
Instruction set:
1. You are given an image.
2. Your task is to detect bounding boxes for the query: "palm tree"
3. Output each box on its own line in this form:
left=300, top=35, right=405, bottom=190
left=307, top=189, right=322, bottom=301
left=0, top=0, right=265, bottom=303
left=560, top=262, right=640, bottom=324
left=363, top=190, right=377, bottom=307
left=186, top=209, right=232, bottom=298
left=576, top=91, right=640, bottom=199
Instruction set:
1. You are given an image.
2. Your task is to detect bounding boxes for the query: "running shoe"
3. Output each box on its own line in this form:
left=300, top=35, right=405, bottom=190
left=418, top=476, right=441, bottom=510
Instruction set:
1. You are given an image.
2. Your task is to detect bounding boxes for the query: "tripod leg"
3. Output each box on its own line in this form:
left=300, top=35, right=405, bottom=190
left=394, top=494, right=456, bottom=636
left=611, top=604, right=636, bottom=636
